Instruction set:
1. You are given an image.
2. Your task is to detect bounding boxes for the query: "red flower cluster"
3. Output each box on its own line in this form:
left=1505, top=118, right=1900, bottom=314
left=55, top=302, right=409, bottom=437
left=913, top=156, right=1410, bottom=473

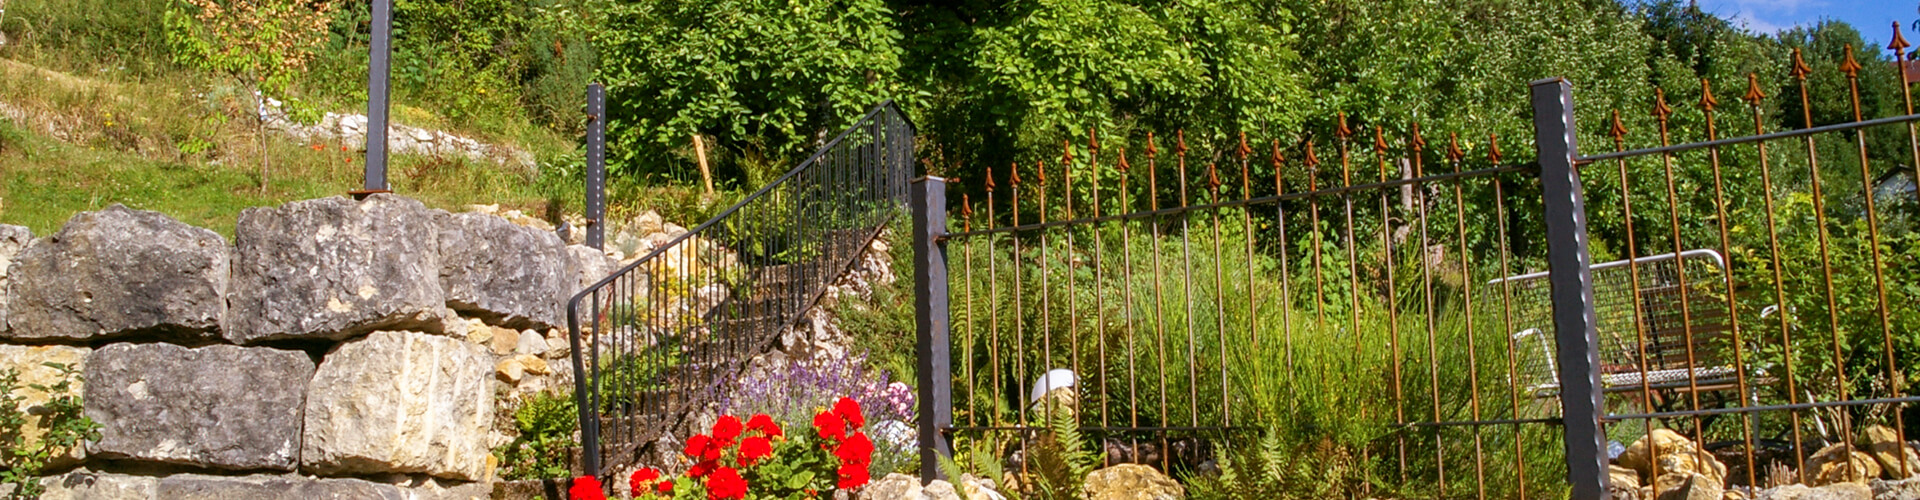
left=679, top=413, right=783, bottom=500
left=631, top=467, right=671, bottom=496
left=568, top=476, right=606, bottom=500
left=814, top=397, right=875, bottom=489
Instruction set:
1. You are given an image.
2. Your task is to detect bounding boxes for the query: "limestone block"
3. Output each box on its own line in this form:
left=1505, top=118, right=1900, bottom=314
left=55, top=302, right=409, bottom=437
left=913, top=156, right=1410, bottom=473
left=6, top=206, right=226, bottom=341
left=157, top=474, right=405, bottom=500
left=228, top=194, right=448, bottom=343
left=439, top=212, right=569, bottom=330
left=84, top=343, right=313, bottom=471
left=303, top=331, right=493, bottom=481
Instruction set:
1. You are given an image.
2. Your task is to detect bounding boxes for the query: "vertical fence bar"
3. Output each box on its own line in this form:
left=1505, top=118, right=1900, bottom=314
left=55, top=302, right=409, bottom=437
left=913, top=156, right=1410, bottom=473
left=1529, top=77, right=1609, bottom=500
left=913, top=176, right=954, bottom=484
left=586, top=83, right=607, bottom=250
left=363, top=0, right=392, bottom=192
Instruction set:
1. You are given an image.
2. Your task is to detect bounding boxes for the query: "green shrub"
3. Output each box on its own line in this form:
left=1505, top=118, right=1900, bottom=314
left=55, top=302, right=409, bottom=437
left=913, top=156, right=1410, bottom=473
left=0, top=363, right=101, bottom=499
left=495, top=390, right=579, bottom=480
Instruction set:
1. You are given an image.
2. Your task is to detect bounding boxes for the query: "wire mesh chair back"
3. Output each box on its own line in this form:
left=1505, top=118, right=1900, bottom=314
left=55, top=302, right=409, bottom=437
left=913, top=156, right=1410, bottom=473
left=1495, top=249, right=1736, bottom=398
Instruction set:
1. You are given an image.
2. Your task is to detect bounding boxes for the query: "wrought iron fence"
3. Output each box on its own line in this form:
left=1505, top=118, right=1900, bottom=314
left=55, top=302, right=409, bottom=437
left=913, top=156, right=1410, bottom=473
left=568, top=101, right=915, bottom=476
left=910, top=33, right=1918, bottom=500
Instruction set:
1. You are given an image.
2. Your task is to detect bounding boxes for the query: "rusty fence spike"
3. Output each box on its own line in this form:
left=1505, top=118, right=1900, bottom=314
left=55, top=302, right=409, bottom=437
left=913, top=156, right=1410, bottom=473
left=1147, top=132, right=1159, bottom=157
left=1119, top=148, right=1132, bottom=171
left=1036, top=159, right=1047, bottom=185
left=1792, top=47, right=1813, bottom=80
left=1488, top=134, right=1502, bottom=164
left=1653, top=88, right=1674, bottom=123
left=1009, top=163, right=1021, bottom=186
left=1447, top=132, right=1464, bottom=162
left=1337, top=112, right=1353, bottom=139
left=1839, top=44, right=1862, bottom=78
left=1063, top=140, right=1075, bottom=164
left=1700, top=78, right=1719, bottom=111
left=1090, top=127, right=1100, bottom=152
left=1893, top=21, right=1912, bottom=52
left=1305, top=140, right=1321, bottom=169
left=1176, top=129, right=1189, bottom=155
left=1410, top=123, right=1427, bottom=152
left=1238, top=131, right=1252, bottom=159
left=1744, top=73, right=1767, bottom=105
left=1610, top=110, right=1630, bottom=148
left=1374, top=126, right=1389, bottom=154
left=1270, top=139, right=1284, bottom=169
left=1208, top=162, right=1221, bottom=190
left=985, top=166, right=997, bottom=192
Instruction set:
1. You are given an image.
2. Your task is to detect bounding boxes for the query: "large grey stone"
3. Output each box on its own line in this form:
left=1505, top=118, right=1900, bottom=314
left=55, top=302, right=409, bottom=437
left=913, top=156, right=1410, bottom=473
left=567, top=244, right=618, bottom=295
left=439, top=212, right=569, bottom=330
left=303, top=331, right=494, bottom=481
left=157, top=474, right=406, bottom=500
left=84, top=343, right=313, bottom=471
left=228, top=194, right=449, bottom=344
left=0, top=344, right=89, bottom=469
left=0, top=224, right=30, bottom=335
left=5, top=206, right=227, bottom=341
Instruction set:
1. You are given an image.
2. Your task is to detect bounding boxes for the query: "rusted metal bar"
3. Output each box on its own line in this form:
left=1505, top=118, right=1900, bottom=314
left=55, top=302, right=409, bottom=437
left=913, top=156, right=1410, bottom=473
left=1649, top=88, right=1709, bottom=450
left=1487, top=133, right=1529, bottom=500
left=1375, top=126, right=1411, bottom=488
left=1177, top=131, right=1200, bottom=429
left=1743, top=72, right=1809, bottom=483
left=1608, top=108, right=1662, bottom=500
left=1696, top=78, right=1760, bottom=488
left=1795, top=48, right=1858, bottom=467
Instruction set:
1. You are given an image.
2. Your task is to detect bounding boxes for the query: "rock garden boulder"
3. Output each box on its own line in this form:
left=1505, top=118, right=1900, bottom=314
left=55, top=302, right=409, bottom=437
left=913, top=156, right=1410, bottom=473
left=156, top=474, right=405, bottom=500
left=1755, top=482, right=1873, bottom=500
left=84, top=343, right=313, bottom=471
left=1809, top=443, right=1883, bottom=486
left=0, top=224, right=30, bottom=335
left=228, top=194, right=448, bottom=344
left=1083, top=463, right=1185, bottom=500
left=302, top=331, right=494, bottom=481
left=37, top=469, right=159, bottom=500
left=5, top=206, right=227, bottom=341
left=439, top=212, right=569, bottom=330
left=0, top=344, right=89, bottom=468
left=1863, top=425, right=1919, bottom=479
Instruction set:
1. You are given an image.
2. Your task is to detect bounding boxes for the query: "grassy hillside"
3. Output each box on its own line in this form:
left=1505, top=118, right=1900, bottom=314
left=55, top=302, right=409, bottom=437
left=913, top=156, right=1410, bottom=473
left=0, top=0, right=608, bottom=236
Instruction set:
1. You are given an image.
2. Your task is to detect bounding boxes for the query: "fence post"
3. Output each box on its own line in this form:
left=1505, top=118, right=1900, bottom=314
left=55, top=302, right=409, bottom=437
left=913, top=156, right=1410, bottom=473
left=1530, top=77, right=1610, bottom=500
left=911, top=175, right=953, bottom=484
left=363, top=0, right=392, bottom=193
left=585, top=83, right=607, bottom=250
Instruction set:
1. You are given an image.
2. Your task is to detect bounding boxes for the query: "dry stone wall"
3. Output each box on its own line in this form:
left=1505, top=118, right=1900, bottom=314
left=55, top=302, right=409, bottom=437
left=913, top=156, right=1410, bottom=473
left=0, top=194, right=615, bottom=499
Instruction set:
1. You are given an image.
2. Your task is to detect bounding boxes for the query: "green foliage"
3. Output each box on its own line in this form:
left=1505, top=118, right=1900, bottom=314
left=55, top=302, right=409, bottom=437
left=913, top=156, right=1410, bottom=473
left=596, top=0, right=904, bottom=181
left=1022, top=408, right=1099, bottom=499
left=0, top=363, right=102, bottom=499
left=495, top=391, right=580, bottom=480
left=163, top=0, right=336, bottom=95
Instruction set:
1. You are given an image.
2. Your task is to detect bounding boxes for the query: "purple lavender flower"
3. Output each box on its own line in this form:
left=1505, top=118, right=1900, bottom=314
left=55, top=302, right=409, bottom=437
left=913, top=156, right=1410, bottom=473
left=718, top=352, right=917, bottom=475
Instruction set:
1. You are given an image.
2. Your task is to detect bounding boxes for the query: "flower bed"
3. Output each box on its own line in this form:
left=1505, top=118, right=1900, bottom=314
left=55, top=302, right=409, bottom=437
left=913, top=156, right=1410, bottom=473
left=572, top=397, right=878, bottom=500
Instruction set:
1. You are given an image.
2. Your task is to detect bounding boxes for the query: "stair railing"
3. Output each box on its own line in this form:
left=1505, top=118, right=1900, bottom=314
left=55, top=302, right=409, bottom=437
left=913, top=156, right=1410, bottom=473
left=567, top=101, right=915, bottom=476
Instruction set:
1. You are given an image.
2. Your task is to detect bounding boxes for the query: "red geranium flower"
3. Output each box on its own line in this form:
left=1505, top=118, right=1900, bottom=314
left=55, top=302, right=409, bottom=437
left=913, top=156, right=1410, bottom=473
left=706, top=466, right=749, bottom=500
left=684, top=434, right=723, bottom=461
left=834, top=431, right=874, bottom=467
left=656, top=479, right=673, bottom=495
left=746, top=413, right=782, bottom=438
left=568, top=476, right=606, bottom=500
left=813, top=411, right=847, bottom=442
left=832, top=397, right=866, bottom=429
left=739, top=436, right=772, bottom=466
left=688, top=459, right=718, bottom=478
left=630, top=468, right=661, bottom=496
left=712, top=415, right=744, bottom=446
left=835, top=462, right=870, bottom=489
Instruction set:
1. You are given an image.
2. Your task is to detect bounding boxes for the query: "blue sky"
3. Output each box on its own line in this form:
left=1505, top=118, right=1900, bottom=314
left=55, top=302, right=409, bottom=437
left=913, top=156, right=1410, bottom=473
left=1693, top=0, right=1914, bottom=51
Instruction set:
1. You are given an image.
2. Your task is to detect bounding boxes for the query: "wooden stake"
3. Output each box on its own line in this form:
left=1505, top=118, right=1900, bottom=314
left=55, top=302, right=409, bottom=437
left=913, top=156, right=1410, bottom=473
left=692, top=134, right=714, bottom=197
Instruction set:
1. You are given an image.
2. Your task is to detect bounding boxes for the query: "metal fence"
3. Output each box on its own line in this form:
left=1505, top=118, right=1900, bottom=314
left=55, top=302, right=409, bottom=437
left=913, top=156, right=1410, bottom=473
left=568, top=101, right=915, bottom=475
left=911, top=40, right=1918, bottom=500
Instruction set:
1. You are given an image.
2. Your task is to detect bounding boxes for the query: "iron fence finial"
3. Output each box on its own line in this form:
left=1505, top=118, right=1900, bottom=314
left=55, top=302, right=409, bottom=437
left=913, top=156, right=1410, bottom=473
left=1373, top=125, right=1389, bottom=154
left=1410, top=123, right=1428, bottom=152
left=1089, top=127, right=1100, bottom=153
left=1653, top=88, right=1674, bottom=124
left=1118, top=148, right=1132, bottom=171
left=1487, top=134, right=1502, bottom=164
left=1791, top=47, right=1813, bottom=80
left=1700, top=78, right=1719, bottom=112
left=1447, top=132, right=1464, bottom=163
left=1036, top=159, right=1047, bottom=185
left=1238, top=131, right=1252, bottom=159
left=1272, top=139, right=1286, bottom=194
left=1336, top=113, right=1353, bottom=140
left=985, top=166, right=997, bottom=192
left=1304, top=140, right=1321, bottom=170
left=1009, top=163, right=1021, bottom=186
left=1176, top=129, right=1189, bottom=155
left=1208, top=162, right=1221, bottom=191
left=1063, top=140, right=1075, bottom=165
left=1893, top=21, right=1912, bottom=53
left=1610, top=110, right=1629, bottom=150
left=1147, top=132, right=1159, bottom=158
left=1839, top=44, right=1863, bottom=78
left=1743, top=73, right=1767, bottom=105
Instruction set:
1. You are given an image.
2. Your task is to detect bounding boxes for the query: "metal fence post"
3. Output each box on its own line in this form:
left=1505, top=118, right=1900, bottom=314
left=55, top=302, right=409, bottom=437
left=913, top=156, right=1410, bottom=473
left=363, top=0, right=392, bottom=193
left=586, top=83, right=607, bottom=250
left=1530, top=77, right=1610, bottom=500
left=912, top=175, right=953, bottom=484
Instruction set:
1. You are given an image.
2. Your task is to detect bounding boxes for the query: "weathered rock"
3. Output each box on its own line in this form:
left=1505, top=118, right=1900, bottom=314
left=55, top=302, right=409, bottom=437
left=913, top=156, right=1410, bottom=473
left=488, top=326, right=521, bottom=355
left=1614, top=464, right=1646, bottom=493
left=5, top=206, right=227, bottom=341
left=228, top=194, right=449, bottom=343
left=1084, top=463, right=1185, bottom=500
left=516, top=330, right=549, bottom=356
left=567, top=244, right=619, bottom=295
left=1810, top=444, right=1884, bottom=486
left=634, top=211, right=664, bottom=236
left=0, top=344, right=89, bottom=468
left=157, top=474, right=406, bottom=500
left=85, top=343, right=313, bottom=471
left=0, top=224, right=30, bottom=335
left=1863, top=426, right=1919, bottom=479
left=1652, top=473, right=1726, bottom=500
left=439, top=212, right=569, bottom=330
left=37, top=469, right=159, bottom=500
left=861, top=473, right=921, bottom=500
left=495, top=354, right=550, bottom=383
left=1621, top=429, right=1728, bottom=486
left=1757, top=482, right=1873, bottom=500
left=1874, top=477, right=1920, bottom=500
left=303, top=331, right=494, bottom=481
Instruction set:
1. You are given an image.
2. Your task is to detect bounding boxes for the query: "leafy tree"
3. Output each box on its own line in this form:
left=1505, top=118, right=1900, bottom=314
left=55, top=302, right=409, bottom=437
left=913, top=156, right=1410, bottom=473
left=165, top=0, right=337, bottom=189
